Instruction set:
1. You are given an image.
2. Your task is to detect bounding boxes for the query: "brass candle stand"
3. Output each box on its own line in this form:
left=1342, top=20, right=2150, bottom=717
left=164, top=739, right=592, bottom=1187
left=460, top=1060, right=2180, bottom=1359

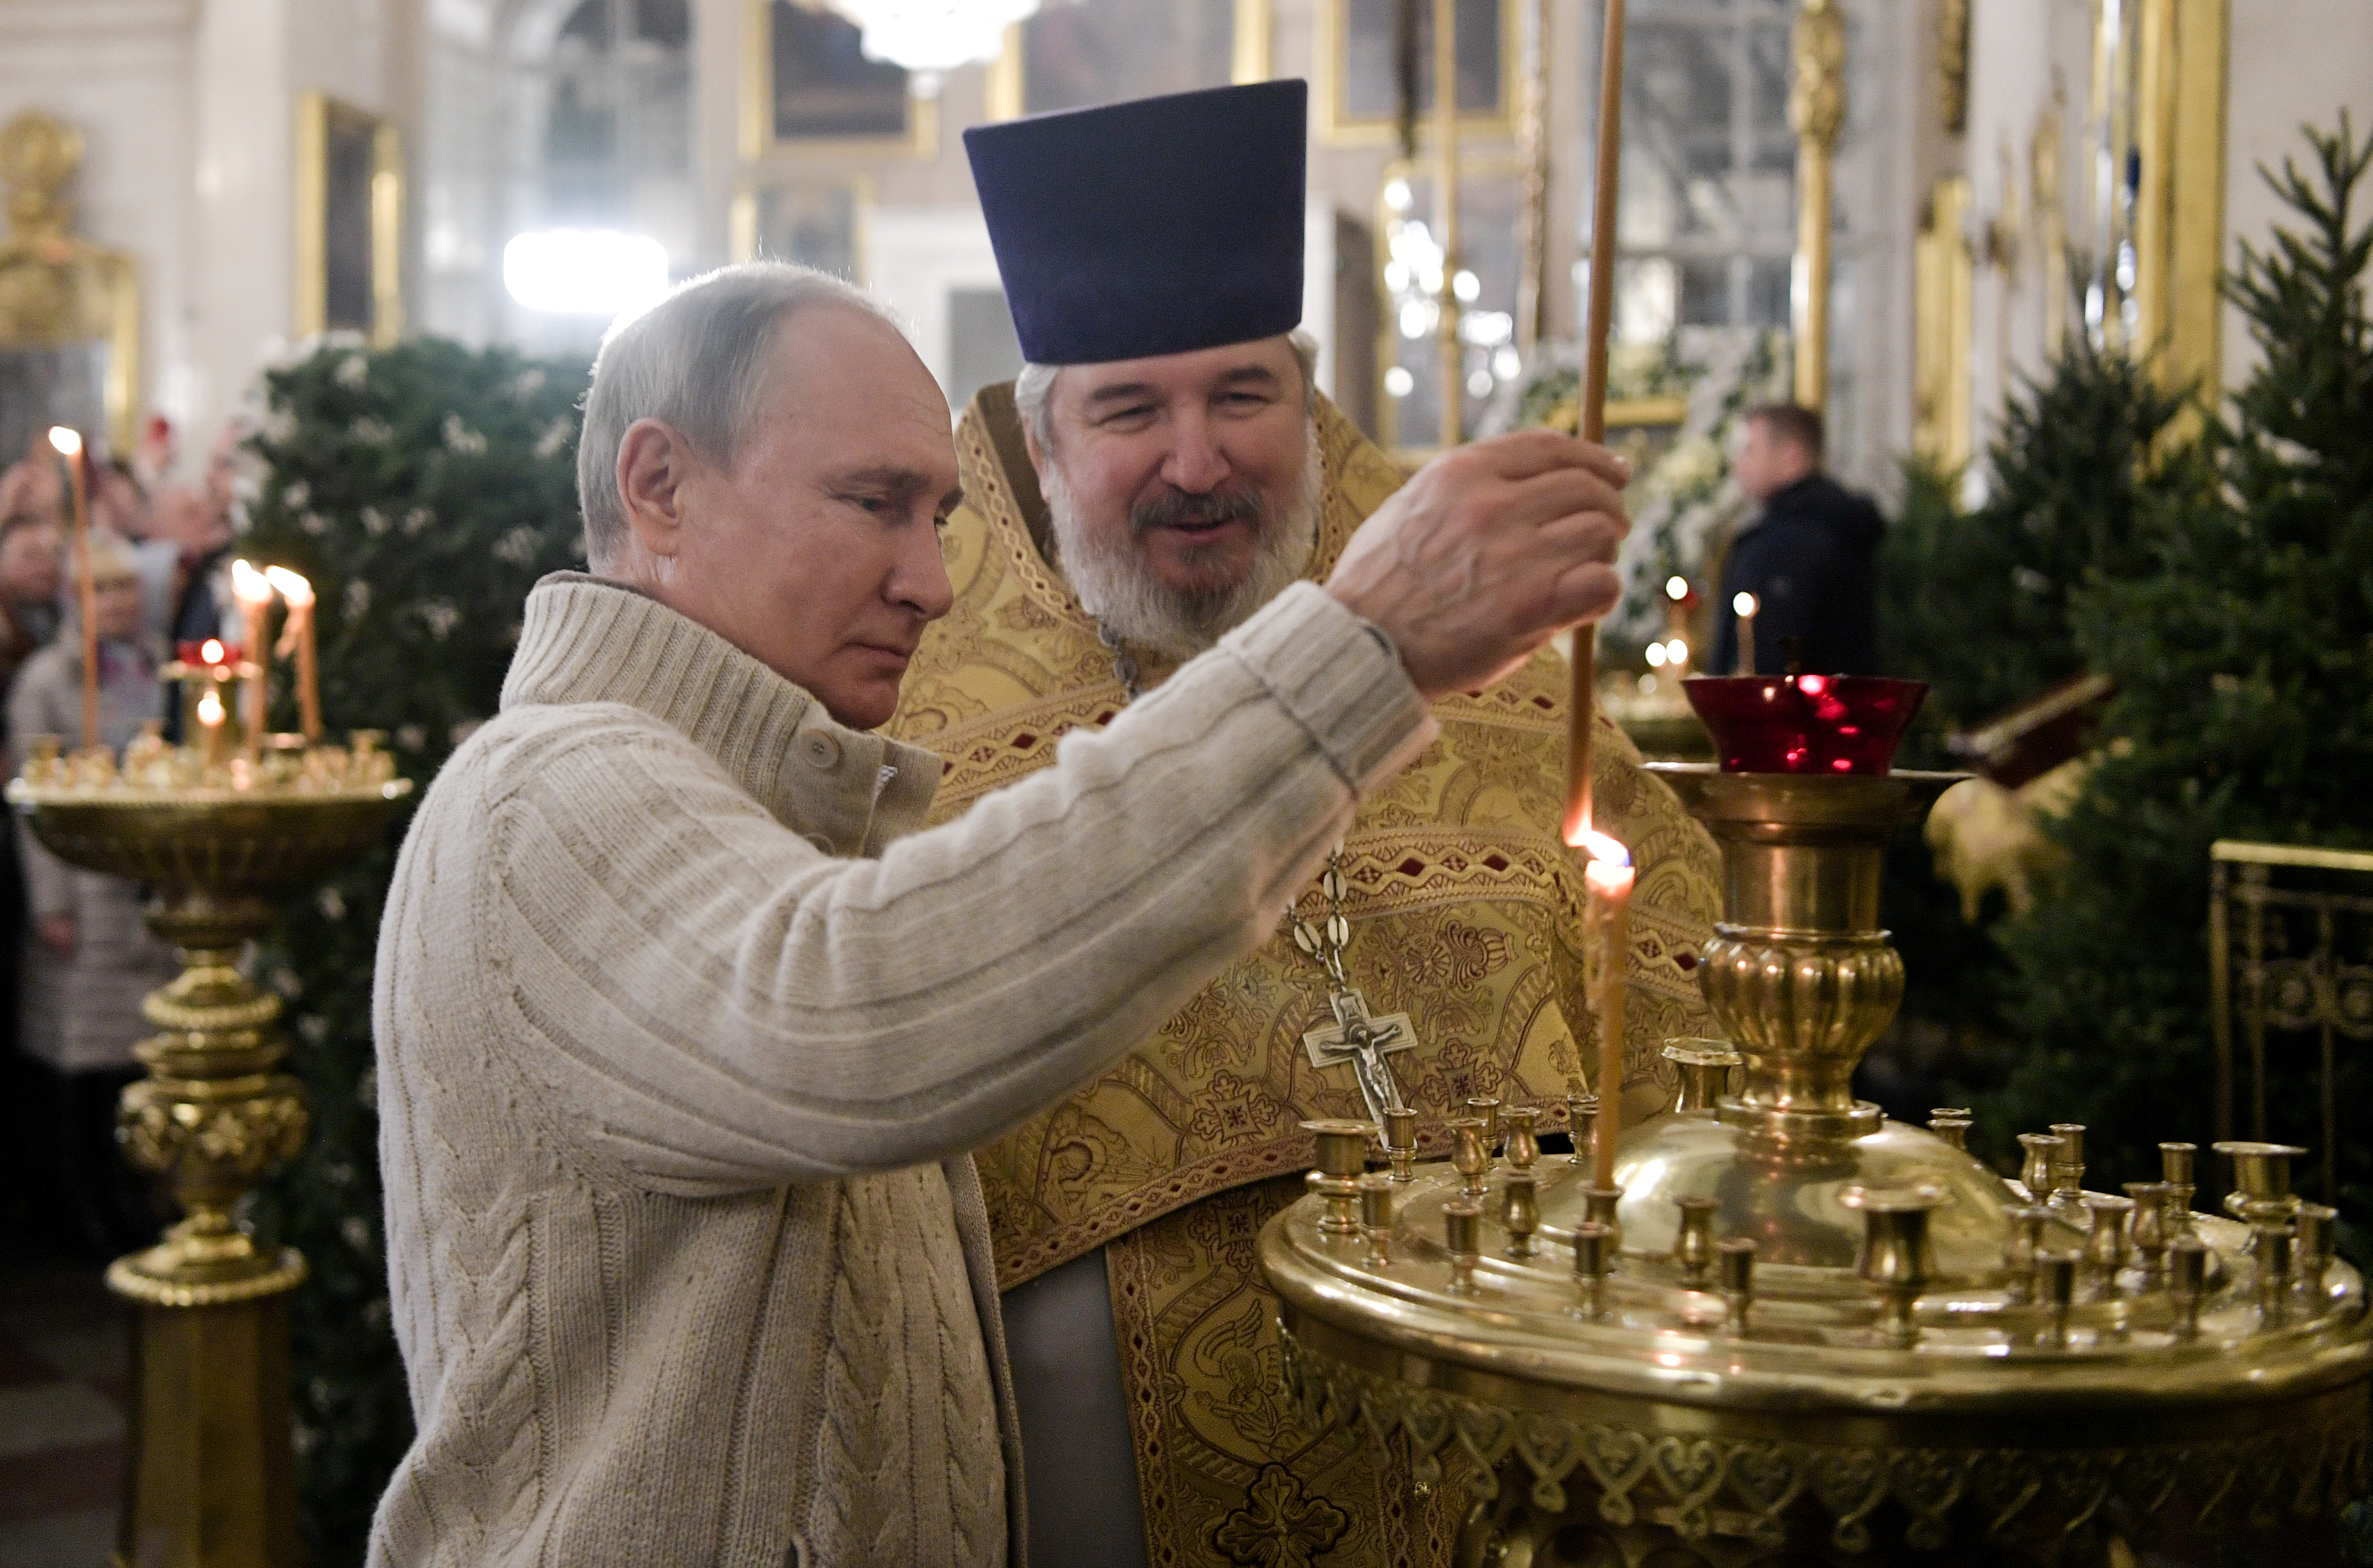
left=1260, top=763, right=2370, bottom=1564
left=9, top=734, right=409, bottom=1568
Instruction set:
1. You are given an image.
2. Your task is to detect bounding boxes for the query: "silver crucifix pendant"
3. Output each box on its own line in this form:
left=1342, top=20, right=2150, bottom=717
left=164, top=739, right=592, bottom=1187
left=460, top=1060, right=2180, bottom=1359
left=1302, top=986, right=1419, bottom=1130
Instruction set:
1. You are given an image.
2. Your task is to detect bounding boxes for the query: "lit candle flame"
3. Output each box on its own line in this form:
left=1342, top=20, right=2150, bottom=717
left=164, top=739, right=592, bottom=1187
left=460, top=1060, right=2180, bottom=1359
left=46, top=426, right=81, bottom=458
left=1665, top=575, right=1688, bottom=601
left=196, top=691, right=225, bottom=725
left=1574, top=828, right=1635, bottom=890
left=1732, top=591, right=1758, bottom=618
left=199, top=638, right=226, bottom=666
left=262, top=565, right=315, bottom=607
left=230, top=558, right=275, bottom=606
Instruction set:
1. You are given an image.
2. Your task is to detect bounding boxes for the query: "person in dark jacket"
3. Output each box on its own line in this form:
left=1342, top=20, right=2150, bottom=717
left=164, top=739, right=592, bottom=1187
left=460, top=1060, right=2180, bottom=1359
left=1711, top=403, right=1883, bottom=676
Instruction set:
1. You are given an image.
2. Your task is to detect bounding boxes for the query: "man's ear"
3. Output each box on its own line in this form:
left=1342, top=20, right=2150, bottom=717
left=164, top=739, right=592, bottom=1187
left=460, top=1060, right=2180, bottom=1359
left=1021, top=414, right=1049, bottom=483
left=617, top=418, right=699, bottom=562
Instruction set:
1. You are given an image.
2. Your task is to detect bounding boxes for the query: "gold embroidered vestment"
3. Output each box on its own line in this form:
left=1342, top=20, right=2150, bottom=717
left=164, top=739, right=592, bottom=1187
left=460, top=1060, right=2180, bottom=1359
left=884, top=385, right=1721, bottom=1568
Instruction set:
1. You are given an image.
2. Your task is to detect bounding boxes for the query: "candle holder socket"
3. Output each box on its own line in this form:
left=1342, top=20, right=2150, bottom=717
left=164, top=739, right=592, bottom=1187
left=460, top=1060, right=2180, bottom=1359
left=2216, top=1141, right=2306, bottom=1220
left=1501, top=1172, right=1539, bottom=1259
left=1448, top=1117, right=1491, bottom=1198
left=1302, top=1119, right=1371, bottom=1236
left=2169, top=1235, right=2208, bottom=1340
left=2124, top=1182, right=2171, bottom=1282
left=2047, top=1124, right=2087, bottom=1208
left=1580, top=1184, right=1624, bottom=1257
left=1358, top=1173, right=1395, bottom=1267
left=2038, top=1250, right=2080, bottom=1348
left=1381, top=1106, right=1419, bottom=1183
left=1672, top=1195, right=1718, bottom=1287
left=2296, top=1203, right=2337, bottom=1302
left=1717, top=1237, right=1757, bottom=1335
left=1443, top=1198, right=1483, bottom=1296
left=1662, top=1039, right=1742, bottom=1116
left=2082, top=1194, right=2136, bottom=1294
left=1571, top=1220, right=1612, bottom=1320
left=1501, top=1105, right=1541, bottom=1174
left=2003, top=1205, right=2052, bottom=1305
left=1465, top=1096, right=1504, bottom=1157
left=1565, top=1093, right=1596, bottom=1167
left=1841, top=1183, right=1945, bottom=1348
left=2017, top=1134, right=2066, bottom=1202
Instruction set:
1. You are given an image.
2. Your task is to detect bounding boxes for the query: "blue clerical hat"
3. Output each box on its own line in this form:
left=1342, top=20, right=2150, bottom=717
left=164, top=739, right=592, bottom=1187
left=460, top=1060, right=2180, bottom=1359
left=964, top=80, right=1308, bottom=365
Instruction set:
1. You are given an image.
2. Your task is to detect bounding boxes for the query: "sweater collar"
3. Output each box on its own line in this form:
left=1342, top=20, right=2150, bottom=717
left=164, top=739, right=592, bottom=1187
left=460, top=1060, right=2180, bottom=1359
left=500, top=572, right=940, bottom=855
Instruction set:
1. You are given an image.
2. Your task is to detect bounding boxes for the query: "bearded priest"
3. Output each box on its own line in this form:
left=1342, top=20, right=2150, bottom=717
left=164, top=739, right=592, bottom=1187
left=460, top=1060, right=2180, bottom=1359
left=882, top=82, right=1721, bottom=1568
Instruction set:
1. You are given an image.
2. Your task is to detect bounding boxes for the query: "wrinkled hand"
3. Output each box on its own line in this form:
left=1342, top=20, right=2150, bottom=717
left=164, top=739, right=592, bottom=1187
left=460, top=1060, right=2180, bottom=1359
left=36, top=914, right=74, bottom=956
left=1324, top=431, right=1630, bottom=700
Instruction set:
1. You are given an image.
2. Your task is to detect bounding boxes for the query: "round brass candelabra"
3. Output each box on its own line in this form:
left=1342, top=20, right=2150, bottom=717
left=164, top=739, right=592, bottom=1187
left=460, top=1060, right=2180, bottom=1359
left=10, top=743, right=409, bottom=1568
left=1260, top=763, right=2371, bottom=1566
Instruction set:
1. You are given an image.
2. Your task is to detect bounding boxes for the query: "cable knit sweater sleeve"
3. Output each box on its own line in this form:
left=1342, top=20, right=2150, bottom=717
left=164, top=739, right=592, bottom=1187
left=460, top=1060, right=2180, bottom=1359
left=454, top=579, right=1435, bottom=1193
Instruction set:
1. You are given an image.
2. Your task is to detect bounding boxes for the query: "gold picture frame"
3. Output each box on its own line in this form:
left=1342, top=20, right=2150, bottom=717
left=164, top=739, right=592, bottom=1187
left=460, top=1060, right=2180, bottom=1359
left=984, top=0, right=1273, bottom=123
left=293, top=91, right=403, bottom=347
left=1317, top=0, right=1520, bottom=147
left=730, top=176, right=872, bottom=282
left=742, top=0, right=938, bottom=162
left=0, top=111, right=141, bottom=455
left=1913, top=175, right=1974, bottom=473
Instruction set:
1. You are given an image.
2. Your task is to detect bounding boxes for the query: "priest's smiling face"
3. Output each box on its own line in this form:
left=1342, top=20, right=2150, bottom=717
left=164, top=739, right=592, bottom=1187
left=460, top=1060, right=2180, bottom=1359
left=1027, top=334, right=1321, bottom=661
left=614, top=303, right=961, bottom=730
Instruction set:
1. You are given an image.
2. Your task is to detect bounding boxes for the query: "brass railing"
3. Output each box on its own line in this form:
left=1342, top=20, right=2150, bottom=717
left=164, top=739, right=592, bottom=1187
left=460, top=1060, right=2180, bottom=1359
left=2209, top=839, right=2373, bottom=1207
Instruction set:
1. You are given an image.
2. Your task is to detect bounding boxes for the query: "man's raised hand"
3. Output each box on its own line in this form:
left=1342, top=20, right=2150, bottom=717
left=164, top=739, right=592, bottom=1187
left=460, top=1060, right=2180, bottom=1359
left=1323, top=430, right=1631, bottom=700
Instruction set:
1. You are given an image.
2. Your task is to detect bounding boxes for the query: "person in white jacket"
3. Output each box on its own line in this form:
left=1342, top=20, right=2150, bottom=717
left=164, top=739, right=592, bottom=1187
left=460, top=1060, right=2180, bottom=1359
left=368, top=259, right=1632, bottom=1567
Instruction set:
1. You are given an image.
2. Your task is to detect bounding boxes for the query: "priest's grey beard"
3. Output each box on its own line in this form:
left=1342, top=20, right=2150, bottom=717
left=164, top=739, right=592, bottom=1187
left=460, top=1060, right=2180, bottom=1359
left=1044, top=426, right=1321, bottom=662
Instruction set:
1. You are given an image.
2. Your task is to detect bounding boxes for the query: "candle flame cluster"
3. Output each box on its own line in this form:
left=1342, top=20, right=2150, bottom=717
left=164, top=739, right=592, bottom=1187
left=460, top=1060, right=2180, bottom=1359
left=227, top=558, right=322, bottom=750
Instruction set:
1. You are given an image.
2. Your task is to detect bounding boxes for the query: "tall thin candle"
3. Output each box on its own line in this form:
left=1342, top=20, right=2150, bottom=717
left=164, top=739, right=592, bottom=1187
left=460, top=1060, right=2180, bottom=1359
left=230, top=560, right=276, bottom=766
left=1579, top=829, right=1634, bottom=1187
left=46, top=428, right=97, bottom=751
left=1564, top=0, right=1628, bottom=850
left=264, top=566, right=320, bottom=742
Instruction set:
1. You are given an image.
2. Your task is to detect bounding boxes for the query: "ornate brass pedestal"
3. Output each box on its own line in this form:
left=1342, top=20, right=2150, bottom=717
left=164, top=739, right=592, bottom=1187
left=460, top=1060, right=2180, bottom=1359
left=9, top=772, right=409, bottom=1568
left=1260, top=765, right=2371, bottom=1565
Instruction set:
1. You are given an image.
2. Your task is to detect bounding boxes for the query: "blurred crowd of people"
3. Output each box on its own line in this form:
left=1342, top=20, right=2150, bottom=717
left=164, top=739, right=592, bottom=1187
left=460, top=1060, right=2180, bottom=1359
left=0, top=416, right=244, bottom=1260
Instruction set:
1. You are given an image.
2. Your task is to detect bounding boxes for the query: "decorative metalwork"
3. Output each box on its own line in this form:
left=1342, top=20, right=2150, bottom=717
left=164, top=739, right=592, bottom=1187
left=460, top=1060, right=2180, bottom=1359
left=1282, top=1329, right=2369, bottom=1555
left=1262, top=764, right=2372, bottom=1560
left=1913, top=176, right=1974, bottom=469
left=0, top=110, right=139, bottom=454
left=1936, top=0, right=1971, bottom=136
left=2210, top=840, right=2373, bottom=1207
left=9, top=752, right=409, bottom=1565
left=1788, top=0, right=1846, bottom=412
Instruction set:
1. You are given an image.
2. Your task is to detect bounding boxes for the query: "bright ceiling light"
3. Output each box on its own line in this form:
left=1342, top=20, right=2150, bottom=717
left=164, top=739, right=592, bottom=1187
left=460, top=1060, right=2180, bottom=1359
left=828, top=0, right=1041, bottom=74
left=503, top=230, right=669, bottom=317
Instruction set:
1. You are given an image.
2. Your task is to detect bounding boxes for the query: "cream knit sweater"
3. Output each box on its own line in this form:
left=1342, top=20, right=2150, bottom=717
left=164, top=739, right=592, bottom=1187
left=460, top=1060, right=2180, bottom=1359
left=369, top=572, right=1434, bottom=1566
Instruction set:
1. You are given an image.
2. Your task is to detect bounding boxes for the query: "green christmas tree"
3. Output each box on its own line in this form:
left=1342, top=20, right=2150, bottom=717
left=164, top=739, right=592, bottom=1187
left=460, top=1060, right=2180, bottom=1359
left=1872, top=317, right=2205, bottom=1077
left=1988, top=119, right=2373, bottom=1244
left=239, top=337, right=592, bottom=1563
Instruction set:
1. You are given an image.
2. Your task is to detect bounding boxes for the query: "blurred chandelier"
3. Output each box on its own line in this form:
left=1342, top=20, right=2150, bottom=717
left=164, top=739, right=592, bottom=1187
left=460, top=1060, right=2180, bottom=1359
left=828, top=0, right=1041, bottom=75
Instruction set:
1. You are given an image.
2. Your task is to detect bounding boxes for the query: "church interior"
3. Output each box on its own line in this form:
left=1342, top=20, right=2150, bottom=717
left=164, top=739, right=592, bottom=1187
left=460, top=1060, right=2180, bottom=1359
left=0, top=2, right=2367, bottom=1565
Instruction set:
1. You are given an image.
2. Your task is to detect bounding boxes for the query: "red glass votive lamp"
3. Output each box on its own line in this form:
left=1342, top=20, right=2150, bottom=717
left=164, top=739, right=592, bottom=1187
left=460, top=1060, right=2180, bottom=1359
left=1682, top=674, right=1928, bottom=775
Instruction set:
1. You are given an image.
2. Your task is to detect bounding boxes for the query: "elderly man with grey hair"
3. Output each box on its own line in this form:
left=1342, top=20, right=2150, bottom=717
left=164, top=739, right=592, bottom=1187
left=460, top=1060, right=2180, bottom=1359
left=368, top=252, right=1631, bottom=1568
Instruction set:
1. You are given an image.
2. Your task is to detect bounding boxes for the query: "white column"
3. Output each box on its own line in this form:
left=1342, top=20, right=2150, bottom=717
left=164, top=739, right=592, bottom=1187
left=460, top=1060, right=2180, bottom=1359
left=191, top=0, right=296, bottom=441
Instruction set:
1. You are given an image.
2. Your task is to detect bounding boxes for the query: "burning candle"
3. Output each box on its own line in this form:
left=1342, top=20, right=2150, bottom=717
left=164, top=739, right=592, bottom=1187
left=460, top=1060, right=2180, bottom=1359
left=1732, top=591, right=1759, bottom=676
left=230, top=560, right=277, bottom=763
left=263, top=566, right=320, bottom=742
left=47, top=428, right=97, bottom=751
left=195, top=688, right=227, bottom=768
left=1578, top=828, right=1635, bottom=1188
